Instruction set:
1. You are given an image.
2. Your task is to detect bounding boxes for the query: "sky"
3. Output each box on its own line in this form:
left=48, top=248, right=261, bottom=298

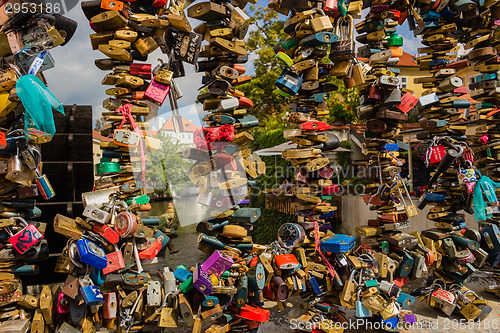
left=43, top=2, right=425, bottom=130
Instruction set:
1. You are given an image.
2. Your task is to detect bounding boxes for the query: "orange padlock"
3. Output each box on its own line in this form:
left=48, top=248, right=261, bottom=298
left=101, top=0, right=124, bottom=11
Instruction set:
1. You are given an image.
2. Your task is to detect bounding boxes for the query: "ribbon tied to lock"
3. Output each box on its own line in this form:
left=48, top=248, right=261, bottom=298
left=15, top=74, right=65, bottom=138
left=115, top=104, right=146, bottom=184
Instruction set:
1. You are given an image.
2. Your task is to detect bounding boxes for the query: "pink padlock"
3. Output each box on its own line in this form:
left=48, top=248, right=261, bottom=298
left=145, top=79, right=170, bottom=104
left=56, top=291, right=70, bottom=320
left=7, top=217, right=43, bottom=254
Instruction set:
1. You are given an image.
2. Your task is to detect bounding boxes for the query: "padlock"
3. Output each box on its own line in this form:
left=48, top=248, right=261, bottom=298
left=40, top=285, right=53, bottom=325
left=115, top=211, right=137, bottom=238
left=103, top=292, right=117, bottom=319
left=145, top=78, right=170, bottom=104
left=276, top=69, right=303, bottom=95
left=82, top=205, right=110, bottom=224
left=159, top=296, right=179, bottom=328
left=193, top=265, right=213, bottom=296
left=330, top=14, right=354, bottom=61
left=102, top=245, right=125, bottom=275
left=113, top=129, right=140, bottom=147
left=147, top=281, right=162, bottom=307
left=430, top=288, right=456, bottom=316
left=79, top=278, right=105, bottom=306
left=7, top=217, right=43, bottom=254
left=54, top=214, right=83, bottom=239
left=76, top=238, right=108, bottom=269
left=355, top=289, right=373, bottom=318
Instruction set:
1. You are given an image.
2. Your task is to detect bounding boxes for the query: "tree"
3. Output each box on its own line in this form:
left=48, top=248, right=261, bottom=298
left=240, top=6, right=359, bottom=128
left=239, top=6, right=289, bottom=119
left=145, top=134, right=191, bottom=194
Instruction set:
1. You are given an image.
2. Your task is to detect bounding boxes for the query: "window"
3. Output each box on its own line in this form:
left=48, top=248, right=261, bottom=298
left=400, top=76, right=408, bottom=89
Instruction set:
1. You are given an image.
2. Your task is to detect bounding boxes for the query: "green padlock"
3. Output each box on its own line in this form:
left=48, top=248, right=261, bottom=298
left=280, top=37, right=298, bottom=50
left=180, top=276, right=194, bottom=293
left=386, top=33, right=403, bottom=46
left=95, top=157, right=121, bottom=176
left=126, top=194, right=150, bottom=206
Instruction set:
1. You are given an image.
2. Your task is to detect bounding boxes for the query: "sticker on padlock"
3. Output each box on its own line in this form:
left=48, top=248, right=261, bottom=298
left=7, top=217, right=43, bottom=254
left=79, top=278, right=105, bottom=306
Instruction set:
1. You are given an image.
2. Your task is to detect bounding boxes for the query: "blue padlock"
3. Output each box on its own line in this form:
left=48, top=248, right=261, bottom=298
left=382, top=315, right=400, bottom=330
left=89, top=267, right=105, bottom=286
left=202, top=295, right=220, bottom=308
left=79, top=278, right=105, bottom=306
left=423, top=10, right=440, bottom=21
left=380, top=143, right=399, bottom=151
left=426, top=192, right=445, bottom=202
left=320, top=234, right=355, bottom=253
left=309, top=276, right=324, bottom=296
left=355, top=290, right=372, bottom=318
left=173, top=266, right=192, bottom=282
left=76, top=238, right=108, bottom=269
left=276, top=69, right=303, bottom=95
left=154, top=230, right=170, bottom=251
left=397, top=292, right=416, bottom=308
left=475, top=73, right=497, bottom=82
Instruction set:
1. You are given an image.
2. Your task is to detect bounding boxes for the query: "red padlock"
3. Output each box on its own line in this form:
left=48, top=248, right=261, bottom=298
left=239, top=96, right=254, bottom=108
left=103, top=292, right=117, bottom=319
left=102, top=247, right=125, bottom=274
left=299, top=121, right=330, bottom=131
left=138, top=239, right=162, bottom=260
left=152, top=0, right=167, bottom=7
left=237, top=305, right=270, bottom=322
left=323, top=0, right=340, bottom=17
left=368, top=86, right=383, bottom=100
left=323, top=184, right=339, bottom=195
left=428, top=145, right=446, bottom=165
left=7, top=217, right=43, bottom=254
left=114, top=211, right=137, bottom=238
left=274, top=254, right=299, bottom=269
left=130, top=63, right=152, bottom=76
left=395, top=93, right=418, bottom=113
left=0, top=132, right=7, bottom=149
left=93, top=223, right=120, bottom=244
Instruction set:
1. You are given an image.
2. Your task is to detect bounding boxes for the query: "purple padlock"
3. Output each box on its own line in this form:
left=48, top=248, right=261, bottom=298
left=201, top=250, right=234, bottom=278
left=193, top=265, right=213, bottom=296
left=404, top=314, right=416, bottom=324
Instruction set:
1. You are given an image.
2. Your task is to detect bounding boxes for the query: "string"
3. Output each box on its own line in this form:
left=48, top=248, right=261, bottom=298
left=116, top=104, right=146, bottom=184
left=309, top=216, right=336, bottom=282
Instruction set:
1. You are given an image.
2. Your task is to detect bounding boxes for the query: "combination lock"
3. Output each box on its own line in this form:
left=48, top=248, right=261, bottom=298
left=277, top=223, right=305, bottom=248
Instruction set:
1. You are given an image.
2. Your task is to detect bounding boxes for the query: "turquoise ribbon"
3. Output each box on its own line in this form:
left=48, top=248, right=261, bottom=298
left=473, top=175, right=500, bottom=221
left=15, top=74, right=65, bottom=137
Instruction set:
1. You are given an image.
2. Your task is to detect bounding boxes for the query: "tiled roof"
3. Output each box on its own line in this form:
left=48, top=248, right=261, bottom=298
left=358, top=51, right=418, bottom=68
left=160, top=116, right=198, bottom=132
left=92, top=130, right=112, bottom=142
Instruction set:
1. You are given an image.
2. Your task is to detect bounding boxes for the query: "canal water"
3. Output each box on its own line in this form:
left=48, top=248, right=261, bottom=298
left=142, top=196, right=209, bottom=269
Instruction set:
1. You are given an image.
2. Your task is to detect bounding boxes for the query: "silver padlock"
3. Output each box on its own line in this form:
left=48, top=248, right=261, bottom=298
left=147, top=281, right=162, bottom=307
left=83, top=205, right=110, bottom=224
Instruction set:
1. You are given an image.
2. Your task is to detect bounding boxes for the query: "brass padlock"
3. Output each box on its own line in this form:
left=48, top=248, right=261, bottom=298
left=134, top=36, right=159, bottom=56
left=155, top=68, right=174, bottom=85
left=39, top=285, right=53, bottom=325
